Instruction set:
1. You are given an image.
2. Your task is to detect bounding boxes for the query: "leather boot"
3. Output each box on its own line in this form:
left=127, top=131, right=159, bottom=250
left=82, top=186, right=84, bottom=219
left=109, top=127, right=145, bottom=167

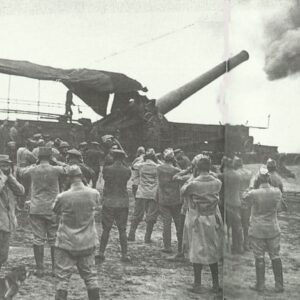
left=272, top=258, right=284, bottom=293
left=127, top=222, right=138, bottom=242
left=51, top=246, right=55, bottom=276
left=210, top=263, right=222, bottom=293
left=55, top=289, right=68, bottom=300
left=250, top=258, right=265, bottom=292
left=33, top=245, right=44, bottom=277
left=161, top=223, right=172, bottom=253
left=120, top=230, right=130, bottom=262
left=87, top=288, right=100, bottom=300
left=187, top=263, right=202, bottom=294
left=144, top=222, right=155, bottom=244
left=96, top=229, right=109, bottom=264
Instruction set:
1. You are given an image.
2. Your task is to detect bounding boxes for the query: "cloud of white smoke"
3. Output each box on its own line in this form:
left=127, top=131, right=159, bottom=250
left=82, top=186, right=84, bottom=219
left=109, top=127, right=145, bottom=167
left=264, top=0, right=300, bottom=80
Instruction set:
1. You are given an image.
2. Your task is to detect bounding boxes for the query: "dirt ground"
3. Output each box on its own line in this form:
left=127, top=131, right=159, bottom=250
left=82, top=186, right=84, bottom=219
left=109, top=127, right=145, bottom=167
left=2, top=201, right=221, bottom=300
left=2, top=164, right=300, bottom=299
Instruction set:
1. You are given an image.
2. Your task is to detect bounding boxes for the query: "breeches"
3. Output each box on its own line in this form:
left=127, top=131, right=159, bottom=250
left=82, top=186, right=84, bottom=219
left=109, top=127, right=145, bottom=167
left=55, top=247, right=99, bottom=290
left=250, top=235, right=281, bottom=260
left=159, top=204, right=182, bottom=231
left=159, top=204, right=182, bottom=248
left=102, top=206, right=128, bottom=232
left=30, top=214, right=58, bottom=246
left=131, top=198, right=158, bottom=224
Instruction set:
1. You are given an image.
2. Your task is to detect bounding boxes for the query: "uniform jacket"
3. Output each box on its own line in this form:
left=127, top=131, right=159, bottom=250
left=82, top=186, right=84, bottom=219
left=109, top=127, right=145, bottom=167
left=157, top=163, right=181, bottom=206
left=103, top=161, right=131, bottom=207
left=20, top=162, right=65, bottom=215
left=244, top=183, right=282, bottom=239
left=269, top=172, right=284, bottom=192
left=135, top=159, right=159, bottom=200
left=16, top=147, right=36, bottom=168
left=177, top=155, right=191, bottom=170
left=85, top=149, right=104, bottom=170
left=131, top=155, right=144, bottom=186
left=0, top=172, right=24, bottom=232
left=53, top=182, right=100, bottom=251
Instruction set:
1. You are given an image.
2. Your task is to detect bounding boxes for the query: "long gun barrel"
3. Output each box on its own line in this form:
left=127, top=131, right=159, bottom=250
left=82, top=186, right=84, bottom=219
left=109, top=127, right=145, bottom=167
left=156, top=50, right=249, bottom=115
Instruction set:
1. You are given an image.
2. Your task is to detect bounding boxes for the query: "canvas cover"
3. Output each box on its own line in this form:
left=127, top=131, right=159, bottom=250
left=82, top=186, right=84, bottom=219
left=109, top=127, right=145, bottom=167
left=0, top=58, right=144, bottom=116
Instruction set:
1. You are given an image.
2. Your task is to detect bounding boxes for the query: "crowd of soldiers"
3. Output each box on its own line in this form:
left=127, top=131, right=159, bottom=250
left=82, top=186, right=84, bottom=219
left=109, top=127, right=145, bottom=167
left=0, top=125, right=286, bottom=299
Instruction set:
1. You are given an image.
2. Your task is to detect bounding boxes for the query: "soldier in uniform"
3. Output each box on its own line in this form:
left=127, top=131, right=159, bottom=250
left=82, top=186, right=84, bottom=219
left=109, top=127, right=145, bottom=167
left=244, top=167, right=284, bottom=293
left=85, top=142, right=104, bottom=188
left=19, top=147, right=66, bottom=277
left=65, top=90, right=75, bottom=122
left=127, top=148, right=159, bottom=243
left=53, top=165, right=100, bottom=300
left=157, top=148, right=181, bottom=253
left=78, top=142, right=88, bottom=160
left=96, top=149, right=131, bottom=263
left=130, top=146, right=145, bottom=200
left=16, top=139, right=37, bottom=207
left=0, top=155, right=24, bottom=270
left=181, top=154, right=223, bottom=294
left=174, top=149, right=192, bottom=170
left=223, top=157, right=243, bottom=254
left=233, top=157, right=252, bottom=251
left=66, top=149, right=94, bottom=186
left=57, top=141, right=70, bottom=163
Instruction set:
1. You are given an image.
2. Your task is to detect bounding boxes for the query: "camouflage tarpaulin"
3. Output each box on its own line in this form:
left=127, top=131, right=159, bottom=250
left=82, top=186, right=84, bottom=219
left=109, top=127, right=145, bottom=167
left=0, top=58, right=144, bottom=116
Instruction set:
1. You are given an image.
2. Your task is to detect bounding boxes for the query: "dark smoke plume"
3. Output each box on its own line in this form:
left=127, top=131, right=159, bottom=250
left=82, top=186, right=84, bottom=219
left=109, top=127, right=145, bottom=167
left=264, top=0, right=300, bottom=80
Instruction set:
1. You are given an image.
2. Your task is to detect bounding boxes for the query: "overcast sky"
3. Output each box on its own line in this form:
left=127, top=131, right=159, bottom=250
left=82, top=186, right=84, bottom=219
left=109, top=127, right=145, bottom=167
left=0, top=0, right=298, bottom=152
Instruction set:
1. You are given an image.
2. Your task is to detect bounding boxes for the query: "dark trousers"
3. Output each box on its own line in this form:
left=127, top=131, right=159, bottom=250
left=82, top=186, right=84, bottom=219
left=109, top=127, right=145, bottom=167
left=91, top=170, right=100, bottom=188
left=241, top=206, right=251, bottom=247
left=100, top=206, right=129, bottom=255
left=159, top=204, right=182, bottom=249
left=132, top=185, right=138, bottom=199
left=130, top=198, right=159, bottom=225
left=226, top=206, right=243, bottom=253
left=0, top=230, right=10, bottom=267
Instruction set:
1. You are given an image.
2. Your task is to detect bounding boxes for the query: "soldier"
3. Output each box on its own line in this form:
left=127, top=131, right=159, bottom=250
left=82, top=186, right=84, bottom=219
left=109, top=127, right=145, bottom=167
left=16, top=139, right=37, bottom=205
left=130, top=146, right=145, bottom=200
left=266, top=159, right=283, bottom=192
left=78, top=141, right=88, bottom=159
left=96, top=149, right=131, bottom=263
left=44, top=134, right=54, bottom=148
left=32, top=139, right=46, bottom=158
left=19, top=121, right=31, bottom=147
left=57, top=141, right=70, bottom=163
left=85, top=142, right=104, bottom=188
left=0, top=120, right=10, bottom=154
left=7, top=141, right=17, bottom=166
left=0, top=155, right=24, bottom=270
left=157, top=148, right=181, bottom=253
left=19, top=147, right=66, bottom=277
left=65, top=90, right=75, bottom=122
left=169, top=166, right=194, bottom=261
left=174, top=149, right=191, bottom=170
left=243, top=167, right=284, bottom=293
left=233, top=157, right=252, bottom=251
left=181, top=154, right=223, bottom=294
left=9, top=120, right=19, bottom=144
left=66, top=149, right=94, bottom=186
left=266, top=158, right=288, bottom=211
left=224, top=157, right=243, bottom=254
left=53, top=165, right=100, bottom=300
left=127, top=148, right=159, bottom=243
